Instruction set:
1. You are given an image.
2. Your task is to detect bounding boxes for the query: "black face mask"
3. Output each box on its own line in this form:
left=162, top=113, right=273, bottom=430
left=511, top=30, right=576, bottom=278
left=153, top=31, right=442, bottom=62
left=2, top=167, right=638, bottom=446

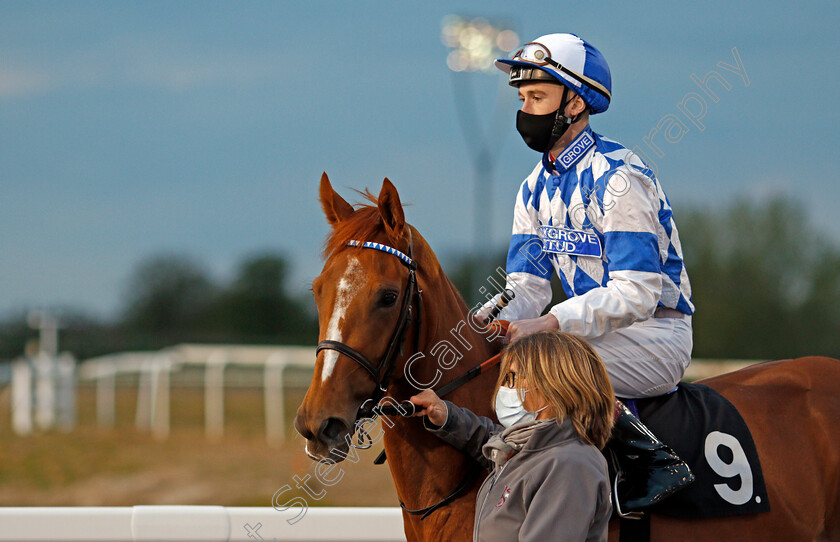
left=516, top=108, right=565, bottom=152
left=515, top=87, right=577, bottom=153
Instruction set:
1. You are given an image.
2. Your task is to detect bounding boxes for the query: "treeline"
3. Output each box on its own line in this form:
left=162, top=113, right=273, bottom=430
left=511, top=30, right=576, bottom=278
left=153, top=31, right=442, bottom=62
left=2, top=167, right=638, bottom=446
left=680, top=199, right=840, bottom=359
left=1, top=198, right=838, bottom=361
left=0, top=253, right=319, bottom=360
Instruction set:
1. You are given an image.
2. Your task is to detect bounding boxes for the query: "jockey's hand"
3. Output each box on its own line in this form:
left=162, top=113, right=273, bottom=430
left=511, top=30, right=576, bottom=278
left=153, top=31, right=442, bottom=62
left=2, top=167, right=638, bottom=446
left=472, top=306, right=493, bottom=326
left=505, top=313, right=560, bottom=344
left=410, top=389, right=448, bottom=427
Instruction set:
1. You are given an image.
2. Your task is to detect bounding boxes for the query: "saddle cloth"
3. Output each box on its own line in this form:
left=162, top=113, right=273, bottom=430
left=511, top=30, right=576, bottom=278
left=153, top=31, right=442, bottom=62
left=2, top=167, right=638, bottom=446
left=632, top=382, right=771, bottom=518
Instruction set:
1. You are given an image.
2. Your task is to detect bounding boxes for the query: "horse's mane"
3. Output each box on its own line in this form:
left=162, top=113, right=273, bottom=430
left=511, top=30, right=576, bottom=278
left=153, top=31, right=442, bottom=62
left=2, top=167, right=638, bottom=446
left=322, top=189, right=391, bottom=261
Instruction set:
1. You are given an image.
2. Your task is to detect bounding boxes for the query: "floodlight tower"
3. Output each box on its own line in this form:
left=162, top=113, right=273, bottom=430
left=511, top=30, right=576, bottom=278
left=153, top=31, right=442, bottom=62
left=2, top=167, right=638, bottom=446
left=441, top=15, right=518, bottom=293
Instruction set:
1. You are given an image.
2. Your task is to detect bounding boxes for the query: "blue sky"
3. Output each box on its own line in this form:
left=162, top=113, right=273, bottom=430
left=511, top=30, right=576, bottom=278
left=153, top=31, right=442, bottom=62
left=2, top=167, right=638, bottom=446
left=2, top=1, right=838, bottom=318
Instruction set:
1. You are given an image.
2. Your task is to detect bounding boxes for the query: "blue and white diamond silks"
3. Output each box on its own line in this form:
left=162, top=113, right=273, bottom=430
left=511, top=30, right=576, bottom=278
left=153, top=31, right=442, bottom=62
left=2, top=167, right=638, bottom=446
left=495, top=125, right=694, bottom=339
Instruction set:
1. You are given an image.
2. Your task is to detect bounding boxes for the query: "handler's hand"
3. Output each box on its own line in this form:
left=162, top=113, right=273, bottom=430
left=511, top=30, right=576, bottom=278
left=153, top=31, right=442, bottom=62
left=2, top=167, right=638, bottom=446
left=506, top=313, right=559, bottom=344
left=409, top=389, right=448, bottom=427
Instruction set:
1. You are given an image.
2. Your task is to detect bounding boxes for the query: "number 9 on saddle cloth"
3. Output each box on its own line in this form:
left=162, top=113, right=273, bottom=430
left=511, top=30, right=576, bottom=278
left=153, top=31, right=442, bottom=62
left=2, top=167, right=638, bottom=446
left=612, top=382, right=769, bottom=519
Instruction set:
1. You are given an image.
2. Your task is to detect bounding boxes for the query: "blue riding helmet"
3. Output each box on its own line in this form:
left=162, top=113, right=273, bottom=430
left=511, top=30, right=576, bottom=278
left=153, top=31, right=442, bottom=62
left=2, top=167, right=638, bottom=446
left=495, top=33, right=612, bottom=114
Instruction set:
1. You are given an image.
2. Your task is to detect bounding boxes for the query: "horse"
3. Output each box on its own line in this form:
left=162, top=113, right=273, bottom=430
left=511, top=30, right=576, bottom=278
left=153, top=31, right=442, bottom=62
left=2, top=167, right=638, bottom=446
left=294, top=173, right=840, bottom=542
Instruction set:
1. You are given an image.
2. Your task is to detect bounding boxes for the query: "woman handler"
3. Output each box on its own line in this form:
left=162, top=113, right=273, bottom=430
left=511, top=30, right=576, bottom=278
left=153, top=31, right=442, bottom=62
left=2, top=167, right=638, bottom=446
left=411, top=330, right=615, bottom=542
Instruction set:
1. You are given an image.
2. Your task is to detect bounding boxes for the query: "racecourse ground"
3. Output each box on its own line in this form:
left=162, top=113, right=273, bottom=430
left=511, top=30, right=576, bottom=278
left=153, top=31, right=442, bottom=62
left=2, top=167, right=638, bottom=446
left=0, top=360, right=749, bottom=506
left=0, top=381, right=398, bottom=507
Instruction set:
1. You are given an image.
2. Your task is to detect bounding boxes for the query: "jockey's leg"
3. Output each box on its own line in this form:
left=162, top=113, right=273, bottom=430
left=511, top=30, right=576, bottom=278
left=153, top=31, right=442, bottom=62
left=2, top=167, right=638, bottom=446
left=588, top=315, right=693, bottom=398
left=588, top=316, right=695, bottom=512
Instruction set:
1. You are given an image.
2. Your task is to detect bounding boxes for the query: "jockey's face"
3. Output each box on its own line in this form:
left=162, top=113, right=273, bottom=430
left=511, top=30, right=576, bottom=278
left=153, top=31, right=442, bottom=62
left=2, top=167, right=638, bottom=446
left=518, top=82, right=565, bottom=115
left=518, top=81, right=585, bottom=118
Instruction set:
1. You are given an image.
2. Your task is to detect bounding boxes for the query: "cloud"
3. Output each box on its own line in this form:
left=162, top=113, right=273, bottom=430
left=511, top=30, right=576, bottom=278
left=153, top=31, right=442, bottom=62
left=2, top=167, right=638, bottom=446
left=0, top=37, right=283, bottom=98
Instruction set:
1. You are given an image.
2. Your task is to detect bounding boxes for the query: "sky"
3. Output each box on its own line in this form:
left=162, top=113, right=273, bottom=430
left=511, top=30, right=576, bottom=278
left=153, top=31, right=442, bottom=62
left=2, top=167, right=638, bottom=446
left=2, top=0, right=839, bottom=319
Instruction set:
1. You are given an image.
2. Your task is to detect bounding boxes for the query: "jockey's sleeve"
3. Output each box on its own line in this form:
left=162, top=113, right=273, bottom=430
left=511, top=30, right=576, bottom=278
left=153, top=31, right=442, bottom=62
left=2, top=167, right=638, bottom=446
left=482, top=177, right=553, bottom=321
left=549, top=166, right=662, bottom=339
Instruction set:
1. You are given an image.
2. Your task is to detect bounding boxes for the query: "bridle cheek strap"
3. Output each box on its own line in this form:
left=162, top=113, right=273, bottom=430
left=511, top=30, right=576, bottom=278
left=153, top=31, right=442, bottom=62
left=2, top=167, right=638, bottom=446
left=315, top=231, right=419, bottom=421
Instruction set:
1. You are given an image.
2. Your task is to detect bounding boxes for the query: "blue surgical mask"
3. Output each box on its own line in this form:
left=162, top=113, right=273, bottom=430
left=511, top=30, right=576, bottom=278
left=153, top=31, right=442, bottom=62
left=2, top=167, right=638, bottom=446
left=495, top=386, right=547, bottom=428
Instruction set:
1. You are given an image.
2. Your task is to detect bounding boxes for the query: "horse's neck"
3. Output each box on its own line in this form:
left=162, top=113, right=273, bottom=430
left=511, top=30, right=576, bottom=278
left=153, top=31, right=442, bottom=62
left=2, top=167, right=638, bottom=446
left=381, top=266, right=500, bottom=510
left=413, top=273, right=498, bottom=403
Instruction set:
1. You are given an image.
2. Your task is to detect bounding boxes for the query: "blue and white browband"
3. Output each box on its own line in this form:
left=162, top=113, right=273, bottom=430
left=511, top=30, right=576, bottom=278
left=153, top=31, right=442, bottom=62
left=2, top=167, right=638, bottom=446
left=347, top=240, right=416, bottom=269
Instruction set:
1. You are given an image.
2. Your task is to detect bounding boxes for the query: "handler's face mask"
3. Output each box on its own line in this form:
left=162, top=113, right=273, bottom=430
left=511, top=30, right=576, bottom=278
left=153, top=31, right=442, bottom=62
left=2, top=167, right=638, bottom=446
left=495, top=386, right=548, bottom=428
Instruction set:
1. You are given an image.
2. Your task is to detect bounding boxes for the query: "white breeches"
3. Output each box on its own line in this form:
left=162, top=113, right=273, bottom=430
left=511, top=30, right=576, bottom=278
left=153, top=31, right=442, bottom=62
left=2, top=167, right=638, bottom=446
left=588, top=316, right=693, bottom=399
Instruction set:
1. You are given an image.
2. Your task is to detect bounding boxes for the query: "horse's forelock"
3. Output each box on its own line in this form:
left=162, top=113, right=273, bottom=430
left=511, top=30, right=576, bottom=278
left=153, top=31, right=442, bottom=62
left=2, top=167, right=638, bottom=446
left=322, top=188, right=390, bottom=261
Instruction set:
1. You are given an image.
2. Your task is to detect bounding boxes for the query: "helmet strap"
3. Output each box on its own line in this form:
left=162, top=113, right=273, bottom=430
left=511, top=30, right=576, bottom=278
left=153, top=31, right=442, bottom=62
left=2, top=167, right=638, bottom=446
left=549, top=86, right=581, bottom=146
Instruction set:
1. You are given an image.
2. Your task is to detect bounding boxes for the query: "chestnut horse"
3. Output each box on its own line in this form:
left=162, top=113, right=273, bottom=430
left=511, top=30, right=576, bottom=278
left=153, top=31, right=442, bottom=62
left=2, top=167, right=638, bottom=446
left=295, top=173, right=840, bottom=542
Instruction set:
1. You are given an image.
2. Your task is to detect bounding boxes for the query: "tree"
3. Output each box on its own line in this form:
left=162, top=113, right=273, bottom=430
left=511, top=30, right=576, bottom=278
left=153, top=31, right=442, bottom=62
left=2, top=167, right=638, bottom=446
left=680, top=197, right=840, bottom=359
left=208, top=253, right=315, bottom=342
left=122, top=254, right=216, bottom=337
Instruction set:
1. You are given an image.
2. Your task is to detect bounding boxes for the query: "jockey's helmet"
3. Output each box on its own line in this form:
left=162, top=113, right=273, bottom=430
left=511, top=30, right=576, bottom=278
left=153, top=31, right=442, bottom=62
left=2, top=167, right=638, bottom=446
left=495, top=33, right=612, bottom=114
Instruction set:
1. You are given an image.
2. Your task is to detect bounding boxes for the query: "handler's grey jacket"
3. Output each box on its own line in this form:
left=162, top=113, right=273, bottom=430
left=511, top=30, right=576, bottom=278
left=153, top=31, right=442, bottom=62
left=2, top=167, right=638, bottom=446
left=427, top=401, right=611, bottom=542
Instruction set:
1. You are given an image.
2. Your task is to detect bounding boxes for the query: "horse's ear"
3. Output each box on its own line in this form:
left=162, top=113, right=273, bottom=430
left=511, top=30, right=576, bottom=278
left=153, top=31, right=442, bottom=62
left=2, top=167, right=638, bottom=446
left=319, top=172, right=354, bottom=226
left=378, top=178, right=405, bottom=240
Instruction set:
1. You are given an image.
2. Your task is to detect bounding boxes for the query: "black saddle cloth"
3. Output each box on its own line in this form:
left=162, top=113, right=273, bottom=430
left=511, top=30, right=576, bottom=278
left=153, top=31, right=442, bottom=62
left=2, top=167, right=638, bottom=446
left=631, top=382, right=770, bottom=518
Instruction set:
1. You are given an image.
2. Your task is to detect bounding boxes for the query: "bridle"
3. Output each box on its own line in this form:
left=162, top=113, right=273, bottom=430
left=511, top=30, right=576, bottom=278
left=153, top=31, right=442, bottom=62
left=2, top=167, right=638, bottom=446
left=315, top=230, right=422, bottom=423
left=313, top=231, right=507, bottom=520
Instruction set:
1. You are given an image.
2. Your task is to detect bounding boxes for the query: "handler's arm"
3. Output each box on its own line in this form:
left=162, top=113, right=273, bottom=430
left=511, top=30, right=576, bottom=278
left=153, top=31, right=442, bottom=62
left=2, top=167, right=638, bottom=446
left=411, top=391, right=500, bottom=471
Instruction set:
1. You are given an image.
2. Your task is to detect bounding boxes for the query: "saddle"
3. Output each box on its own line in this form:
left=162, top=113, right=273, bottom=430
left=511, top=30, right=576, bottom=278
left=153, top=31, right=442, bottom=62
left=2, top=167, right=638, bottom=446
left=615, top=382, right=770, bottom=519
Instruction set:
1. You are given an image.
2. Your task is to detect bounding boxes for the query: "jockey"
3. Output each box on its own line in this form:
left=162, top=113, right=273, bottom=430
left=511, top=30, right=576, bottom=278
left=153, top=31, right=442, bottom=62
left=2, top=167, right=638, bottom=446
left=484, top=33, right=695, bottom=512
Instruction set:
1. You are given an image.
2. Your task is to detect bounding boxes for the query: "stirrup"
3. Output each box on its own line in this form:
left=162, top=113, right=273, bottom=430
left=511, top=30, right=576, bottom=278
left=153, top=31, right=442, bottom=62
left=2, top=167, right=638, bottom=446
left=607, top=401, right=694, bottom=513
left=613, top=471, right=645, bottom=520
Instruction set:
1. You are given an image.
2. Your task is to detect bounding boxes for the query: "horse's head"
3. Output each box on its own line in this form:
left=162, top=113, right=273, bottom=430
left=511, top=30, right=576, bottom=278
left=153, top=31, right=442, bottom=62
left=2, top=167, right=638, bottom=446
left=295, top=173, right=420, bottom=462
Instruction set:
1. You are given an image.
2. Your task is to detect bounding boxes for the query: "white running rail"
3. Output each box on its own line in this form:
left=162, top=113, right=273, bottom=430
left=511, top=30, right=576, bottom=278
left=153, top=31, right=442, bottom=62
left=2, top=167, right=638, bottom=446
left=0, top=506, right=407, bottom=542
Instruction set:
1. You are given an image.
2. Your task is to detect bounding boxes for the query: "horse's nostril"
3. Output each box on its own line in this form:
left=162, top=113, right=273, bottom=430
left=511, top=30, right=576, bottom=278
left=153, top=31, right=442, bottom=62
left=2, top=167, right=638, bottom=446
left=320, top=417, right=347, bottom=444
left=294, top=414, right=315, bottom=441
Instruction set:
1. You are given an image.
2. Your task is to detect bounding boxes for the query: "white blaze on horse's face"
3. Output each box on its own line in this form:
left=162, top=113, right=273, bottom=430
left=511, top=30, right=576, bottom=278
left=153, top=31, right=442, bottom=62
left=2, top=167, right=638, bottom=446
left=321, top=256, right=365, bottom=382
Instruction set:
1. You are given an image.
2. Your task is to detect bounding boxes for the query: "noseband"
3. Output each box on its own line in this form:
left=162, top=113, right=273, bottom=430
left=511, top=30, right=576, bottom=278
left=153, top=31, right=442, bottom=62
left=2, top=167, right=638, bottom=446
left=315, top=231, right=421, bottom=422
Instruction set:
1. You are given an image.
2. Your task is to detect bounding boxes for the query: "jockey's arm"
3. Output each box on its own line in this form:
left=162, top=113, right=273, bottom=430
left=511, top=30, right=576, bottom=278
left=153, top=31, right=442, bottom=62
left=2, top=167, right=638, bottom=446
left=550, top=166, right=664, bottom=338
left=547, top=269, right=661, bottom=338
left=493, top=166, right=664, bottom=341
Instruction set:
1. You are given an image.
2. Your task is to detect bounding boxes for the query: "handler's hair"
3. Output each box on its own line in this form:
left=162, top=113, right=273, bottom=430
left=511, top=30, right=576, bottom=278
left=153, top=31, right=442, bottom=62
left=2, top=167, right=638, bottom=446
left=494, top=330, right=615, bottom=449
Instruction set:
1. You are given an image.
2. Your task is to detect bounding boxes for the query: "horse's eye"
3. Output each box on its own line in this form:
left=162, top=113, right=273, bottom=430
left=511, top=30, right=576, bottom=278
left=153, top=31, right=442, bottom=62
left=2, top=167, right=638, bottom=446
left=380, top=291, right=399, bottom=307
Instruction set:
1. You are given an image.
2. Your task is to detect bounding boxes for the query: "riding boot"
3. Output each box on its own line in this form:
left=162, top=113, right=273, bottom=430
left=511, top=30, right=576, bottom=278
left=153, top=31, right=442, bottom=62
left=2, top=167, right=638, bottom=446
left=606, top=401, right=695, bottom=515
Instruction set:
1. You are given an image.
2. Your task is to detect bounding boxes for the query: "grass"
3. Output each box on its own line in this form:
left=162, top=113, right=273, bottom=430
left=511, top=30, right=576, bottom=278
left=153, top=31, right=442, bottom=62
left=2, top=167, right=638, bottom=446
left=0, top=382, right=398, bottom=507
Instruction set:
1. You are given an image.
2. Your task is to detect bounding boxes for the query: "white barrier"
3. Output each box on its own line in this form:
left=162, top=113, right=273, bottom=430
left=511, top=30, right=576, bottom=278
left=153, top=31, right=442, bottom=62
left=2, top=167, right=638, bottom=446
left=0, top=506, right=407, bottom=542
left=11, top=353, right=77, bottom=435
left=78, top=345, right=316, bottom=444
